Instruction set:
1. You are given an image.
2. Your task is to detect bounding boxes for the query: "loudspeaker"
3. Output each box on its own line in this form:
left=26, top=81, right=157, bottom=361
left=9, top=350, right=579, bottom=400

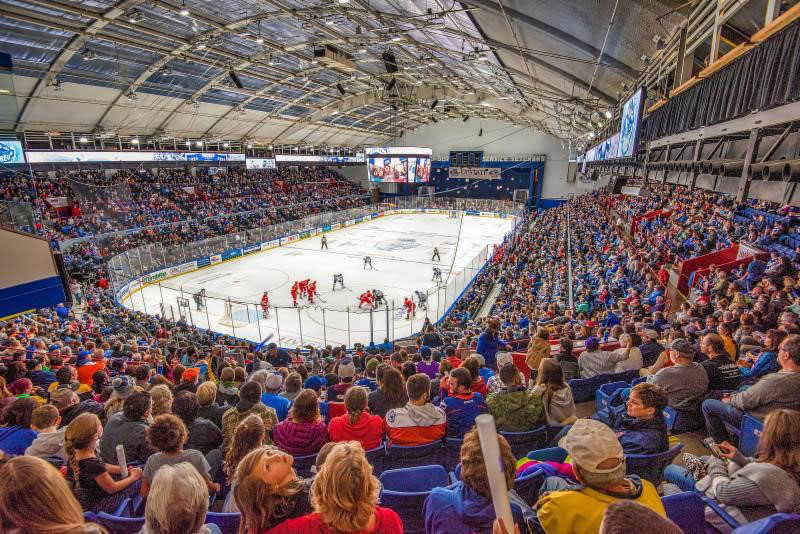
left=478, top=128, right=483, bottom=137
left=336, top=83, right=345, bottom=96
left=382, top=50, right=398, bottom=73
left=228, top=69, right=243, bottom=89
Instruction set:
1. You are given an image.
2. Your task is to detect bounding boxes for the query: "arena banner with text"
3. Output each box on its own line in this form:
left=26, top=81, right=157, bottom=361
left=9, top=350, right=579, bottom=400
left=242, top=244, right=260, bottom=255
left=465, top=210, right=480, bottom=216
left=323, top=225, right=332, bottom=232
left=196, top=257, right=211, bottom=268
left=332, top=223, right=341, bottom=230
left=168, top=261, right=197, bottom=277
left=26, top=151, right=245, bottom=163
left=261, top=240, right=279, bottom=251
left=448, top=167, right=501, bottom=179
left=210, top=254, right=222, bottom=265
left=286, top=234, right=299, bottom=243
left=221, top=249, right=241, bottom=260
left=736, top=243, right=763, bottom=260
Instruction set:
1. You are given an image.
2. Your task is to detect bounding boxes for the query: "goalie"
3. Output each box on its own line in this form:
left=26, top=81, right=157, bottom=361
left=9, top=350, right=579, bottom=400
left=332, top=273, right=345, bottom=291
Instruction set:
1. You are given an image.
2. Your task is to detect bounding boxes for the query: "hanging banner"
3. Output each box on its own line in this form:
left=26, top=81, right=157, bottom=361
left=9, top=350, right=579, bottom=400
left=448, top=167, right=501, bottom=179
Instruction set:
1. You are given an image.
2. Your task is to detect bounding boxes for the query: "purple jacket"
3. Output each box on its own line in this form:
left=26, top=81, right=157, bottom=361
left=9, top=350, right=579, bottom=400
left=273, top=419, right=329, bottom=457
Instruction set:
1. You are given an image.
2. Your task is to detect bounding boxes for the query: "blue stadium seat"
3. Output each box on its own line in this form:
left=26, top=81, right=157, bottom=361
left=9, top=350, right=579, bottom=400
left=292, top=452, right=317, bottom=478
left=662, top=406, right=677, bottom=433
left=365, top=444, right=386, bottom=474
left=385, top=440, right=442, bottom=469
left=94, top=513, right=146, bottom=533
left=513, top=469, right=545, bottom=506
left=661, top=491, right=705, bottom=533
left=630, top=376, right=647, bottom=386
left=443, top=437, right=463, bottom=472
left=205, top=512, right=241, bottom=534
left=595, top=380, right=628, bottom=412
left=627, top=443, right=683, bottom=485
left=739, top=414, right=764, bottom=458
left=379, top=466, right=449, bottom=534
left=731, top=513, right=800, bottom=533
left=568, top=376, right=599, bottom=402
left=499, top=426, right=547, bottom=459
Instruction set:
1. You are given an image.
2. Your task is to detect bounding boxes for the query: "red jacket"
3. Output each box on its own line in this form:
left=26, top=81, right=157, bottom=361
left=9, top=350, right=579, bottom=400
left=328, top=411, right=384, bottom=451
left=266, top=507, right=402, bottom=534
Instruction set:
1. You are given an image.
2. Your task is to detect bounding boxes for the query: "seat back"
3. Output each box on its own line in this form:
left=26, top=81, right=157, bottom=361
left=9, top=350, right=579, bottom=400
left=595, top=380, right=628, bottom=411
left=739, top=414, right=764, bottom=458
left=662, top=406, right=677, bottom=433
left=385, top=441, right=442, bottom=470
left=627, top=443, right=683, bottom=485
left=443, top=437, right=463, bottom=472
left=568, top=376, right=599, bottom=402
left=379, top=465, right=449, bottom=492
left=662, top=491, right=705, bottom=533
left=205, top=512, right=241, bottom=534
left=292, top=452, right=317, bottom=479
left=731, top=513, right=800, bottom=533
left=95, top=513, right=146, bottom=534
left=365, top=444, right=386, bottom=475
left=513, top=470, right=545, bottom=505
left=378, top=490, right=428, bottom=534
left=499, top=426, right=547, bottom=459
left=328, top=402, right=346, bottom=419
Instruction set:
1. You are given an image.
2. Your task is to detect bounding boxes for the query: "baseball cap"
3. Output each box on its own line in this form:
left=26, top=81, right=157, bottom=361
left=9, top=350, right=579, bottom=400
left=558, top=419, right=625, bottom=475
left=338, top=358, right=356, bottom=379
left=304, top=375, right=323, bottom=391
left=584, top=336, right=600, bottom=351
left=366, top=358, right=379, bottom=373
left=50, top=388, right=78, bottom=410
left=419, top=346, right=431, bottom=358
left=265, top=373, right=283, bottom=390
left=670, top=339, right=695, bottom=356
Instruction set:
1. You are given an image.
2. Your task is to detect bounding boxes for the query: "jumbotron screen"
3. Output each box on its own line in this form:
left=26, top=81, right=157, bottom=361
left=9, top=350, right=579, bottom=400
left=366, top=147, right=432, bottom=183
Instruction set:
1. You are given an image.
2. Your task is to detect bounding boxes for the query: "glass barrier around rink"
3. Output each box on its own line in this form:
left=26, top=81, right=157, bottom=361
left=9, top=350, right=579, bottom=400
left=112, top=198, right=524, bottom=348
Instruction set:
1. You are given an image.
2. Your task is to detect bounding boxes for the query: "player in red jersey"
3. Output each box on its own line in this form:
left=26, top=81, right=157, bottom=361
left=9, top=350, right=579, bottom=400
left=307, top=281, right=317, bottom=304
left=290, top=282, right=299, bottom=307
left=260, top=292, right=270, bottom=318
left=358, top=290, right=374, bottom=309
left=403, top=297, right=417, bottom=319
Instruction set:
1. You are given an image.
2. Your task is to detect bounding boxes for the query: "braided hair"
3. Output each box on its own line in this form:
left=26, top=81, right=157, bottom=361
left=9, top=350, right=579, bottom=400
left=64, top=412, right=101, bottom=492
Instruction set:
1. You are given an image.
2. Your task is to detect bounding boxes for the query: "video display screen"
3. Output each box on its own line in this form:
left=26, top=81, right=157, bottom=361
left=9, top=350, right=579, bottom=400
left=619, top=87, right=644, bottom=158
left=366, top=147, right=432, bottom=183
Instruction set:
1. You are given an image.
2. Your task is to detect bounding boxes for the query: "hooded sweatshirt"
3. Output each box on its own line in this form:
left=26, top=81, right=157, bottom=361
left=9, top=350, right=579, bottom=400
left=25, top=428, right=67, bottom=461
left=537, top=475, right=665, bottom=533
left=273, top=418, right=329, bottom=456
left=424, top=480, right=523, bottom=534
left=0, top=425, right=37, bottom=455
left=532, top=384, right=576, bottom=425
left=328, top=411, right=384, bottom=451
left=385, top=402, right=446, bottom=446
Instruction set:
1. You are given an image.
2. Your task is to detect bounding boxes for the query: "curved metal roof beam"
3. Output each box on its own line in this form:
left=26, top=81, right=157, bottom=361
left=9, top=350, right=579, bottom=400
left=13, top=0, right=147, bottom=131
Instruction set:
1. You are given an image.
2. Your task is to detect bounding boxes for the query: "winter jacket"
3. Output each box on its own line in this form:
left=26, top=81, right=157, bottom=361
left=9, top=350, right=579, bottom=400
left=328, top=411, right=384, bottom=451
left=476, top=331, right=508, bottom=369
left=424, top=480, right=523, bottom=534
left=221, top=402, right=278, bottom=452
left=416, top=360, right=439, bottom=380
left=326, top=382, right=353, bottom=403
left=385, top=402, right=446, bottom=446
left=184, top=417, right=223, bottom=455
left=486, top=386, right=545, bottom=432
left=0, top=425, right=37, bottom=455
left=526, top=337, right=551, bottom=371
left=60, top=399, right=106, bottom=428
left=198, top=403, right=228, bottom=430
left=98, top=411, right=155, bottom=464
left=739, top=351, right=779, bottom=381
left=532, top=384, right=576, bottom=425
left=440, top=392, right=487, bottom=438
left=537, top=475, right=665, bottom=534
left=273, top=419, right=329, bottom=456
left=216, top=383, right=239, bottom=407
left=25, top=428, right=67, bottom=461
left=26, top=369, right=57, bottom=389
left=591, top=405, right=668, bottom=455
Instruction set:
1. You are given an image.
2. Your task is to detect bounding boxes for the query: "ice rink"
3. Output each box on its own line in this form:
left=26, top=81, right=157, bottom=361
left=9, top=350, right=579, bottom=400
left=121, top=212, right=514, bottom=348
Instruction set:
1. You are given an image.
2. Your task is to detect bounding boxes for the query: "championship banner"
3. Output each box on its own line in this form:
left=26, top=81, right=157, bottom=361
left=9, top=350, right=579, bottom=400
left=736, top=243, right=762, bottom=260
left=448, top=167, right=501, bottom=179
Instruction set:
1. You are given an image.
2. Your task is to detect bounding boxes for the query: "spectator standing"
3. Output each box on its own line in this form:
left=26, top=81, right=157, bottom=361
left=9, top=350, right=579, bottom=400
left=526, top=327, right=552, bottom=375
left=476, top=318, right=509, bottom=370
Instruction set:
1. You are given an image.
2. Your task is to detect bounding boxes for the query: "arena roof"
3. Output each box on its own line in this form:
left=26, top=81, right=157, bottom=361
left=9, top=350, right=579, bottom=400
left=1, top=0, right=686, bottom=146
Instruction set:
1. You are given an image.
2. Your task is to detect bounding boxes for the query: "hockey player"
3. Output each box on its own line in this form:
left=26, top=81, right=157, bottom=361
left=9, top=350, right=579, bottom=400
left=358, top=290, right=374, bottom=309
left=415, top=290, right=428, bottom=311
left=363, top=256, right=374, bottom=270
left=372, top=289, right=385, bottom=308
left=260, top=292, right=270, bottom=318
left=298, top=279, right=309, bottom=299
left=432, top=247, right=441, bottom=261
left=290, top=282, right=299, bottom=307
left=307, top=280, right=317, bottom=304
left=193, top=288, right=206, bottom=311
left=403, top=297, right=417, bottom=319
left=332, top=273, right=344, bottom=291
left=432, top=267, right=443, bottom=283
left=321, top=235, right=328, bottom=250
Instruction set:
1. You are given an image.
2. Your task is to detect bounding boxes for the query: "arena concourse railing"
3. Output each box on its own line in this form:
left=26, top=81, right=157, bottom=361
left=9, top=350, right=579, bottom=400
left=108, top=197, right=525, bottom=349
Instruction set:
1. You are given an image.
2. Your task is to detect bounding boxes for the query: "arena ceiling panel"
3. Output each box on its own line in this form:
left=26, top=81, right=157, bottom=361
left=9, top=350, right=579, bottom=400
left=0, top=0, right=685, bottom=145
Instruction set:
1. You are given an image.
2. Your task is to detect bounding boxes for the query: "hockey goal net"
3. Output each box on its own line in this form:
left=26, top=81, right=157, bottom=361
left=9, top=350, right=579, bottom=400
left=448, top=210, right=460, bottom=218
left=218, top=301, right=257, bottom=327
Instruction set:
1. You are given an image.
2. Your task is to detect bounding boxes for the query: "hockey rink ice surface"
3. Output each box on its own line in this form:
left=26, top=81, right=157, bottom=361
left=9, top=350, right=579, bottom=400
left=122, top=213, right=514, bottom=348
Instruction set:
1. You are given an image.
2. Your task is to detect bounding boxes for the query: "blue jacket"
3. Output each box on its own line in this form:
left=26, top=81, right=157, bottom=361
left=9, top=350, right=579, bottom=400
left=261, top=392, right=290, bottom=421
left=476, top=331, right=507, bottom=368
left=740, top=351, right=779, bottom=380
left=26, top=369, right=57, bottom=389
left=602, top=312, right=620, bottom=327
left=0, top=426, right=37, bottom=455
left=355, top=377, right=378, bottom=392
left=591, top=405, right=668, bottom=455
left=424, top=480, right=523, bottom=534
left=440, top=393, right=487, bottom=438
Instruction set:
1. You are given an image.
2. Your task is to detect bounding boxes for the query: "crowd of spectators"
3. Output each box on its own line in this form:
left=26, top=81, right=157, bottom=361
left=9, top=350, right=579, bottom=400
left=3, top=180, right=800, bottom=532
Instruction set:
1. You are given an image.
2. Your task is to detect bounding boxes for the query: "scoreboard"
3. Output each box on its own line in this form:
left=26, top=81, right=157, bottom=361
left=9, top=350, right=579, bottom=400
left=449, top=150, right=483, bottom=167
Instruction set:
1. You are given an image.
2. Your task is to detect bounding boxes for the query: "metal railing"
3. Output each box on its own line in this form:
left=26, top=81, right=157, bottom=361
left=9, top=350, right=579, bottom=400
left=0, top=200, right=37, bottom=233
left=109, top=197, right=525, bottom=348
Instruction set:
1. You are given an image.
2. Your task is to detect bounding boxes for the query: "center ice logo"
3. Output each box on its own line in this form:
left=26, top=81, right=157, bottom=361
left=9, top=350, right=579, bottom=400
left=375, top=238, right=419, bottom=251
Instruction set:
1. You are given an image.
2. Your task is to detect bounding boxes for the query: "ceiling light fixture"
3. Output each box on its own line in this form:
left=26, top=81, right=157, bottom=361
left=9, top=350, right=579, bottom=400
left=604, top=110, right=612, bottom=119
left=223, top=142, right=229, bottom=148
left=131, top=138, right=139, bottom=144
left=128, top=9, right=144, bottom=23
left=79, top=136, right=88, bottom=143
left=179, top=1, right=189, bottom=16
left=391, top=36, right=402, bottom=42
left=246, top=143, right=253, bottom=148
left=196, top=43, right=206, bottom=50
left=196, top=141, right=203, bottom=146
